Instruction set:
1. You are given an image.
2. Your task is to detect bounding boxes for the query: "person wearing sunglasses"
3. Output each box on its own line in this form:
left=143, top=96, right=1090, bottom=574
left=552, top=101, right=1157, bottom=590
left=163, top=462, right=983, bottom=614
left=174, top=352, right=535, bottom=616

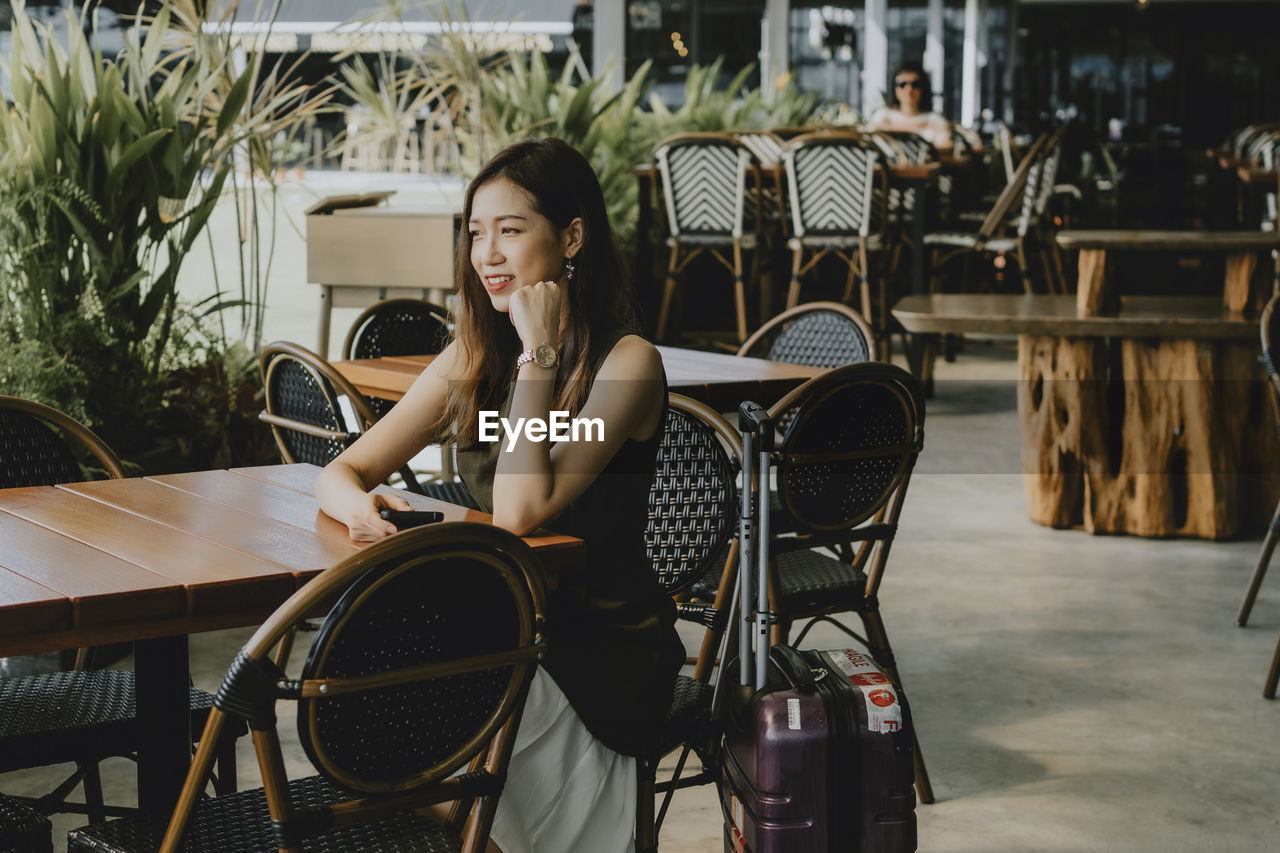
left=868, top=60, right=953, bottom=151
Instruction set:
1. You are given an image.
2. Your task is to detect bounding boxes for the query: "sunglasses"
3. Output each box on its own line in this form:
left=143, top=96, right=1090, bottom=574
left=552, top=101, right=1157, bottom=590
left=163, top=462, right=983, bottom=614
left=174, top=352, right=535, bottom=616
left=895, top=79, right=924, bottom=89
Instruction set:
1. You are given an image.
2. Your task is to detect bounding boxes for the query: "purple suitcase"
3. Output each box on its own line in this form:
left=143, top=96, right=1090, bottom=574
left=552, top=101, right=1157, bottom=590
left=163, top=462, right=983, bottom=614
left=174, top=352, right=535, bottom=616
left=719, top=403, right=917, bottom=852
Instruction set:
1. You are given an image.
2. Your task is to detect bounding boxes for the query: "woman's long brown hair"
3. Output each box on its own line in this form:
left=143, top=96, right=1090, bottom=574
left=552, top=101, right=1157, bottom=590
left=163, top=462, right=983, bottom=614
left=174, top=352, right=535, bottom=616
left=431, top=138, right=636, bottom=447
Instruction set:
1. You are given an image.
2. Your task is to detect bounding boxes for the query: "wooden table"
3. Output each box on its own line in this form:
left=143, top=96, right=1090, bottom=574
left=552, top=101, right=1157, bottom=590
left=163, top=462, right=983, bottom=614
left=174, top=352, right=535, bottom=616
left=0, top=464, right=581, bottom=815
left=334, top=345, right=823, bottom=412
left=893, top=294, right=1280, bottom=539
left=1055, top=229, right=1280, bottom=314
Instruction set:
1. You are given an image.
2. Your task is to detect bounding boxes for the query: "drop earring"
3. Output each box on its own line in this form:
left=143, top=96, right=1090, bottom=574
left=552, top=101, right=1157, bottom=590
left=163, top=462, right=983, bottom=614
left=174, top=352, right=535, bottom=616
left=564, top=258, right=575, bottom=281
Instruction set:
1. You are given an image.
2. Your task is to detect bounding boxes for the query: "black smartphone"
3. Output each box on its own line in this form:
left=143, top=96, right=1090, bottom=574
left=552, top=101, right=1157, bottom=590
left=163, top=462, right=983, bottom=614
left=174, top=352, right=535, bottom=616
left=379, top=509, right=445, bottom=528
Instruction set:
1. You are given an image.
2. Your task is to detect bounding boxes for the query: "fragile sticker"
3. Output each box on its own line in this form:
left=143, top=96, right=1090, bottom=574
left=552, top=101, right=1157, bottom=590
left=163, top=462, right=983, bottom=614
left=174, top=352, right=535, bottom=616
left=822, top=648, right=903, bottom=734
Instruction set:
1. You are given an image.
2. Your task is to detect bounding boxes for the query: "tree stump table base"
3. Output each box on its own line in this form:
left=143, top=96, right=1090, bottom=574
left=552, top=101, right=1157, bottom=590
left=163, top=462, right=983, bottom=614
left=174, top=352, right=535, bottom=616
left=1019, top=334, right=1280, bottom=539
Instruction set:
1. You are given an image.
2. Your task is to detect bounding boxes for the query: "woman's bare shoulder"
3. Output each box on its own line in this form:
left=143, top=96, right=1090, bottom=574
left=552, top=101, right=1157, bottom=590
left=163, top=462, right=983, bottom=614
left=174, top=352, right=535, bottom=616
left=597, top=334, right=662, bottom=380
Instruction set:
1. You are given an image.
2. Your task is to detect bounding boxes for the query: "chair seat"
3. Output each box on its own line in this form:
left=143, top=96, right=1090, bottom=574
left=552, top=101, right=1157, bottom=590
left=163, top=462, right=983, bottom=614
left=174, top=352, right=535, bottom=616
left=787, top=233, right=884, bottom=252
left=666, top=233, right=758, bottom=249
left=775, top=548, right=869, bottom=615
left=67, top=775, right=460, bottom=853
left=0, top=670, right=220, bottom=772
left=923, top=231, right=1017, bottom=252
left=419, top=479, right=481, bottom=511
left=0, top=792, right=51, bottom=853
left=650, top=675, right=712, bottom=758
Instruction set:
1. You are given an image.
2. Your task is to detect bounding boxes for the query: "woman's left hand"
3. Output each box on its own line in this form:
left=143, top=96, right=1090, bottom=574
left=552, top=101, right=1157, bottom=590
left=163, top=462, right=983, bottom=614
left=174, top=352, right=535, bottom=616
left=508, top=280, right=562, bottom=351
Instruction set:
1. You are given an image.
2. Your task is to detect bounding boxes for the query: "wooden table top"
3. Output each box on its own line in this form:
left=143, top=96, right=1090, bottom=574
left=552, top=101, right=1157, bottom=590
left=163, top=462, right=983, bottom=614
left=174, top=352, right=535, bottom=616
left=334, top=345, right=823, bottom=412
left=0, top=464, right=582, bottom=657
left=891, top=294, right=1258, bottom=340
left=1055, top=229, right=1280, bottom=251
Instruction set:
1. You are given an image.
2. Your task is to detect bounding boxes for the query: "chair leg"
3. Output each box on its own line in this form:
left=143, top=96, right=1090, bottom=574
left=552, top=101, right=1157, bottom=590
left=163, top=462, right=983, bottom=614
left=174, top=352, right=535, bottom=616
left=860, top=609, right=935, bottom=805
left=635, top=756, right=658, bottom=853
left=786, top=247, right=804, bottom=309
left=80, top=762, right=106, bottom=824
left=1266, top=629, right=1280, bottom=699
left=212, top=730, right=238, bottom=795
left=1238, top=507, right=1280, bottom=626
left=656, top=245, right=681, bottom=343
left=733, top=241, right=748, bottom=344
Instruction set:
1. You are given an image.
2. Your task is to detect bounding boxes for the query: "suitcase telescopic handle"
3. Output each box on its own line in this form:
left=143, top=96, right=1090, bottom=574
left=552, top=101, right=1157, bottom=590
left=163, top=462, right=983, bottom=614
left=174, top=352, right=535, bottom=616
left=737, top=401, right=774, bottom=450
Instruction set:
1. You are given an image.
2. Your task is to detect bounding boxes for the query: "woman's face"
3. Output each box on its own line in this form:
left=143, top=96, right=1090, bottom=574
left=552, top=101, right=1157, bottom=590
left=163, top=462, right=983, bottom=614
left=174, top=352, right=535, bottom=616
left=468, top=177, right=568, bottom=313
left=894, top=71, right=925, bottom=115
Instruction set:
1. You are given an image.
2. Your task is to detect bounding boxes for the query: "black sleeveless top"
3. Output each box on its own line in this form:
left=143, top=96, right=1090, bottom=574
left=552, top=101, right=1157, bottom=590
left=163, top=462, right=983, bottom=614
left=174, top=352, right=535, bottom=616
left=456, top=332, right=685, bottom=756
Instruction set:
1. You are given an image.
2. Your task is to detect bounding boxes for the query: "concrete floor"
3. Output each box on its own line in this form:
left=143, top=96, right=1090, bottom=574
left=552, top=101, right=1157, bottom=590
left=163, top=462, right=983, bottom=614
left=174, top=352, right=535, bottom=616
left=5, top=337, right=1279, bottom=851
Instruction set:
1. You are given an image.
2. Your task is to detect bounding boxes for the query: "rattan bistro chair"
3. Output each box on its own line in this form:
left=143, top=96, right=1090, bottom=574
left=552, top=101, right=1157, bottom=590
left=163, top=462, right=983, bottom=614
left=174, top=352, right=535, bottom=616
left=738, top=300, right=877, bottom=367
left=340, top=298, right=470, bottom=495
left=636, top=395, right=743, bottom=853
left=1238, top=295, right=1280, bottom=698
left=259, top=340, right=434, bottom=499
left=780, top=133, right=889, bottom=342
left=67, top=522, right=547, bottom=853
left=0, top=792, right=51, bottom=853
left=653, top=133, right=764, bottom=345
left=763, top=363, right=934, bottom=804
left=0, top=396, right=240, bottom=824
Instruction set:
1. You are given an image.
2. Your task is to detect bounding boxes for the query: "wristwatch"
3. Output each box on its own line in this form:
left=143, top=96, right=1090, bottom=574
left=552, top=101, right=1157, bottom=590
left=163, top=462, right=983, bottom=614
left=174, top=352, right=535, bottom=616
left=516, top=343, right=559, bottom=371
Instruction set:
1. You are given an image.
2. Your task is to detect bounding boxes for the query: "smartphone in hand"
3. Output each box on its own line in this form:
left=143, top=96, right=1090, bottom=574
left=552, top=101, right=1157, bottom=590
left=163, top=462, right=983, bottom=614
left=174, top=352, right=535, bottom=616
left=379, top=509, right=445, bottom=529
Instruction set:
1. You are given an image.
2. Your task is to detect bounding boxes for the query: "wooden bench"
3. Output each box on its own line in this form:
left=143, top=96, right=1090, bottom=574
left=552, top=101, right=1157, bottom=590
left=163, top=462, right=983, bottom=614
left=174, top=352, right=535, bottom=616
left=893, top=293, right=1279, bottom=539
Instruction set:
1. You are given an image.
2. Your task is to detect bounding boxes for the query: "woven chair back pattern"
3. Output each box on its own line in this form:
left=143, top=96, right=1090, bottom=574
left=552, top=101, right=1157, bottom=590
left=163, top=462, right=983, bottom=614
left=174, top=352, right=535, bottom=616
left=784, top=140, right=881, bottom=239
left=348, top=302, right=450, bottom=361
left=881, top=130, right=936, bottom=165
left=766, top=310, right=873, bottom=368
left=1261, top=138, right=1279, bottom=230
left=776, top=366, right=922, bottom=533
left=299, top=546, right=535, bottom=793
left=0, top=408, right=85, bottom=489
left=656, top=139, right=752, bottom=238
left=645, top=405, right=738, bottom=594
left=265, top=356, right=353, bottom=466
left=733, top=131, right=784, bottom=166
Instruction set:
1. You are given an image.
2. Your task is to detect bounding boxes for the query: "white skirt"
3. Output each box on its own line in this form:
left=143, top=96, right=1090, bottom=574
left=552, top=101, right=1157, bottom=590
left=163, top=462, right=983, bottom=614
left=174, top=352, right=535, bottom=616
left=488, top=668, right=637, bottom=853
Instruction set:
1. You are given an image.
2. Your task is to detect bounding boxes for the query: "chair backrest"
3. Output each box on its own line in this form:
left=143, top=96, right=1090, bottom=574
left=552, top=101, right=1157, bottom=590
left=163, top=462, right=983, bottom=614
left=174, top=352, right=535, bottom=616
left=782, top=132, right=884, bottom=240
left=259, top=340, right=378, bottom=467
left=1017, top=126, right=1068, bottom=235
left=341, top=298, right=451, bottom=361
left=878, top=130, right=937, bottom=165
left=731, top=130, right=785, bottom=167
left=653, top=133, right=760, bottom=240
left=645, top=394, right=741, bottom=596
left=768, top=363, right=924, bottom=596
left=738, top=301, right=876, bottom=366
left=977, top=131, right=1050, bottom=241
left=168, top=522, right=546, bottom=853
left=0, top=396, right=125, bottom=489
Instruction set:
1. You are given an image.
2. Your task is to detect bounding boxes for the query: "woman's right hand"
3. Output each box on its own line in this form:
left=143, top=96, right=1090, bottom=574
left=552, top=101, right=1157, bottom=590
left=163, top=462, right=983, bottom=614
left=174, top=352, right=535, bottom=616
left=345, top=491, right=414, bottom=542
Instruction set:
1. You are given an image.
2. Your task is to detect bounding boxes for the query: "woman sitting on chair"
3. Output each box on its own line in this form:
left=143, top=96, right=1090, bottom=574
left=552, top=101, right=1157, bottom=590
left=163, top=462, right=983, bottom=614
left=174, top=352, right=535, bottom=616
left=317, top=137, right=684, bottom=853
left=868, top=60, right=953, bottom=152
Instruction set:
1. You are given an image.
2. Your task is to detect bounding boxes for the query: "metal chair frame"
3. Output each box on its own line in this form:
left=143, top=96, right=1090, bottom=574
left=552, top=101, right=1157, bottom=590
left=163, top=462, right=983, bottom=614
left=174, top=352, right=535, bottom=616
left=67, top=522, right=547, bottom=853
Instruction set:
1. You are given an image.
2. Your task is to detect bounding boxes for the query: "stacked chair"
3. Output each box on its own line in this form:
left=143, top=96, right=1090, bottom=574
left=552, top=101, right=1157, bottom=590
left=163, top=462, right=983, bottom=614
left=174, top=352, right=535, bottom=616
left=66, top=522, right=547, bottom=853
left=0, top=396, right=241, bottom=838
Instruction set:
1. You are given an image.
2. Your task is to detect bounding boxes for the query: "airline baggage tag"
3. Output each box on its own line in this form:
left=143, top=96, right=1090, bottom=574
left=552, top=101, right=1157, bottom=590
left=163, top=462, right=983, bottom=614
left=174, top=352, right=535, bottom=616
left=823, top=649, right=904, bottom=734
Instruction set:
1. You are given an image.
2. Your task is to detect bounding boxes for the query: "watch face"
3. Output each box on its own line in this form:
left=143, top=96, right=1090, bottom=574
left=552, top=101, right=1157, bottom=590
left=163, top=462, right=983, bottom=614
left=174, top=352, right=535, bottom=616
left=534, top=343, right=558, bottom=368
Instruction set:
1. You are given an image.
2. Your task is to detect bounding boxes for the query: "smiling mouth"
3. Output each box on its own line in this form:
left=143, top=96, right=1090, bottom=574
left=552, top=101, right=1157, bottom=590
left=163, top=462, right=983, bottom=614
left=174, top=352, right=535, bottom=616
left=484, top=275, right=514, bottom=293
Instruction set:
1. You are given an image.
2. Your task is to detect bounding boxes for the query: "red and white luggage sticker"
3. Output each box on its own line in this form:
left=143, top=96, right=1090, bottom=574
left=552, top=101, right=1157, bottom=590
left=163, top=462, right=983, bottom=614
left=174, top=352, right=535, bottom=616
left=727, top=793, right=747, bottom=853
left=823, top=649, right=903, bottom=734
